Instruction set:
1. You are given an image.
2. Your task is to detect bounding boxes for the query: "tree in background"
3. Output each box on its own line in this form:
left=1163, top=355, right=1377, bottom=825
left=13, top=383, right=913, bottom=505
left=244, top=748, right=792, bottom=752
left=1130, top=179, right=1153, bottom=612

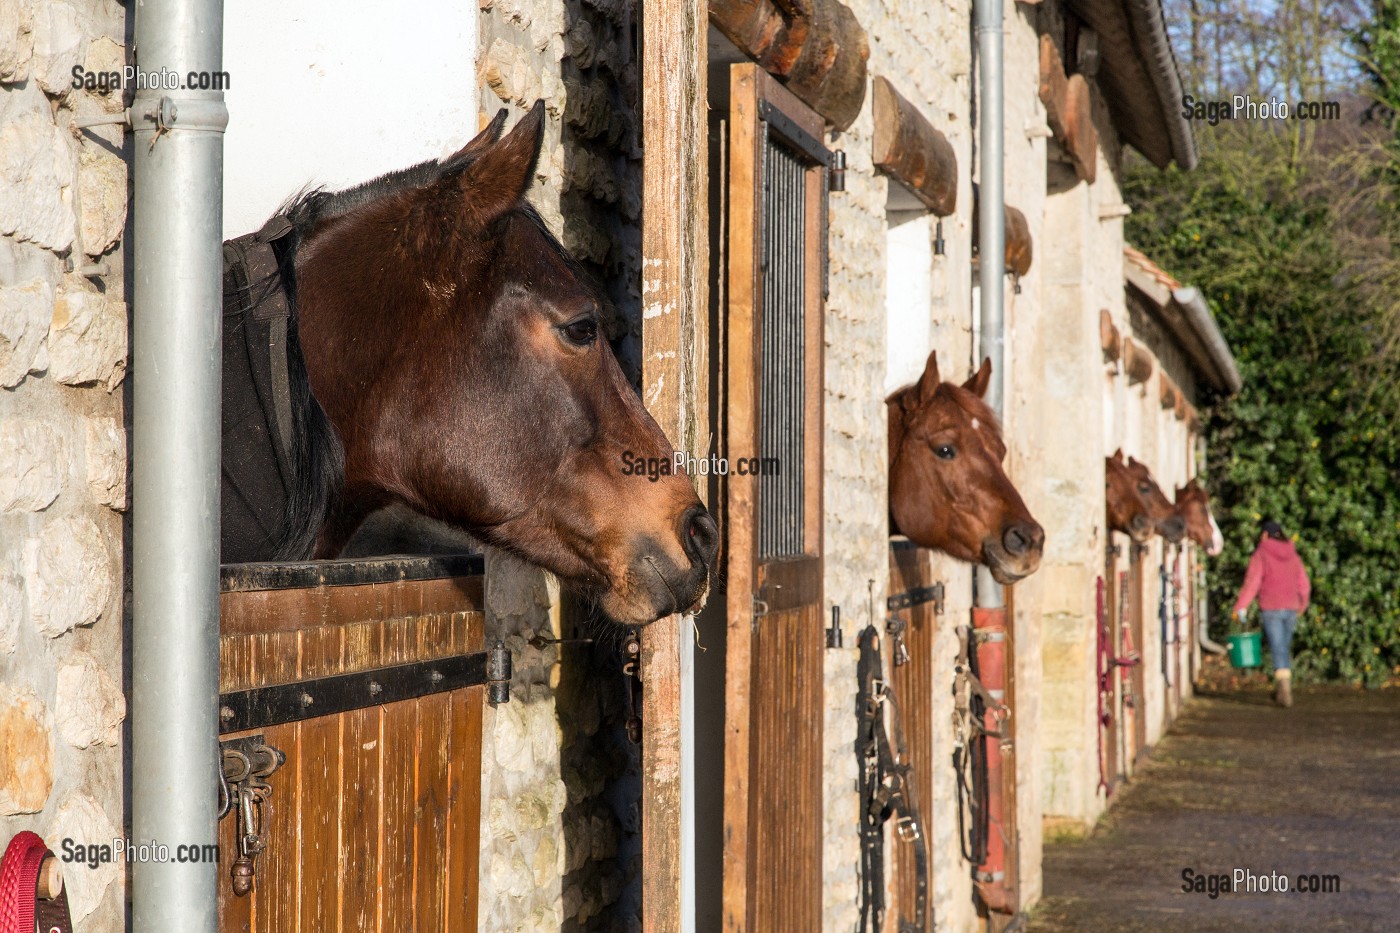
left=1125, top=2, right=1400, bottom=685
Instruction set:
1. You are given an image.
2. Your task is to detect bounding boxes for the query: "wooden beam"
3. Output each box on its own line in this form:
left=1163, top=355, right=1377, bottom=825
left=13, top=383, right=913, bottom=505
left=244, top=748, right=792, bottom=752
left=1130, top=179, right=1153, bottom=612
left=1122, top=337, right=1154, bottom=385
left=1100, top=308, right=1121, bottom=361
left=1005, top=206, right=1033, bottom=278
left=709, top=0, right=869, bottom=129
left=640, top=1, right=708, bottom=930
left=971, top=196, right=1034, bottom=277
left=1038, top=35, right=1098, bottom=183
left=1159, top=375, right=1179, bottom=411
left=872, top=76, right=958, bottom=215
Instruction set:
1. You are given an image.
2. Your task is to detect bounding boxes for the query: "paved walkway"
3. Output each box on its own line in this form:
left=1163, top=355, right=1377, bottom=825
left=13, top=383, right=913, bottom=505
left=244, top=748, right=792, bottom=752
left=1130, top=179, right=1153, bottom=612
left=1031, top=682, right=1400, bottom=932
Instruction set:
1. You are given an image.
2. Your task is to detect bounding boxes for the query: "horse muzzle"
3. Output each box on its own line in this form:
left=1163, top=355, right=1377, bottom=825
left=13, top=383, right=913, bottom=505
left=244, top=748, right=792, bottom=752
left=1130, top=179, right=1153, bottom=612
left=982, top=519, right=1044, bottom=585
left=606, top=506, right=718, bottom=626
left=1158, top=514, right=1187, bottom=543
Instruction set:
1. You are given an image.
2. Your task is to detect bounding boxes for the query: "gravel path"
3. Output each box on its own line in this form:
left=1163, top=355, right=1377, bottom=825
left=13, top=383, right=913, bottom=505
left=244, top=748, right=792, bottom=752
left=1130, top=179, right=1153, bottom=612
left=1031, top=681, right=1400, bottom=932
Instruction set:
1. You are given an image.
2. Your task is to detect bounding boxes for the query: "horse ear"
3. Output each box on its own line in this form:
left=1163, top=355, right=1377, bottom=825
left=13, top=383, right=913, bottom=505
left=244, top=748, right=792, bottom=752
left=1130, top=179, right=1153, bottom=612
left=916, top=350, right=942, bottom=405
left=1112, top=448, right=1125, bottom=463
left=444, top=100, right=546, bottom=224
left=437, top=109, right=511, bottom=174
left=963, top=357, right=992, bottom=398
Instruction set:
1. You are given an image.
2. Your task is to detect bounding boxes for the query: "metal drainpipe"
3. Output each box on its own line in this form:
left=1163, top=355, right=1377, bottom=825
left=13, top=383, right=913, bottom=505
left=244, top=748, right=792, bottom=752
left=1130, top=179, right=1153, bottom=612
left=131, top=0, right=227, bottom=929
left=975, top=0, right=1005, bottom=610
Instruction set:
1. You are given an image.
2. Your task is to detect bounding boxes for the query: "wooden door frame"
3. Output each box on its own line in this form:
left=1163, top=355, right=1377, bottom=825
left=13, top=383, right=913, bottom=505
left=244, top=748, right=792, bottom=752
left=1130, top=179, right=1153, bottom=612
left=721, top=62, right=827, bottom=933
left=639, top=2, right=709, bottom=931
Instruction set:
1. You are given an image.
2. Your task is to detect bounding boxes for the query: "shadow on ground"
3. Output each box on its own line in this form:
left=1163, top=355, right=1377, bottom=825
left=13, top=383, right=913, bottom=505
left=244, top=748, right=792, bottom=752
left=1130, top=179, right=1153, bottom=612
left=1031, top=674, right=1400, bottom=932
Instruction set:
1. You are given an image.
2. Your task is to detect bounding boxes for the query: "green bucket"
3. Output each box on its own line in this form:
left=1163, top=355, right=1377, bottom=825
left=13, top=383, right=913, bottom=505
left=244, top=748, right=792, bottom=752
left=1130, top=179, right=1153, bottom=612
left=1227, top=631, right=1263, bottom=669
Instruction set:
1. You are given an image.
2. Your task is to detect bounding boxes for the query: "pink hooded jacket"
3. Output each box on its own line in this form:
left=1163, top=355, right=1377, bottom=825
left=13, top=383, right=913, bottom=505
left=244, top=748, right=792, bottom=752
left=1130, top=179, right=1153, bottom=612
left=1233, top=537, right=1311, bottom=614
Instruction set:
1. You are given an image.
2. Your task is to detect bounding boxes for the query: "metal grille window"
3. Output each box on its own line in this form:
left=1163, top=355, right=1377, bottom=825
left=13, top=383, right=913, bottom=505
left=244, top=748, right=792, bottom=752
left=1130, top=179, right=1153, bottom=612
left=758, top=136, right=809, bottom=559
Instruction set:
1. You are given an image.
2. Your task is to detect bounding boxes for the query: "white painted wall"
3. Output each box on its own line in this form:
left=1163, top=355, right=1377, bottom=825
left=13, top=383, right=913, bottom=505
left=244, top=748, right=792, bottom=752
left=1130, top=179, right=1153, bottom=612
left=885, top=213, right=933, bottom=393
left=222, top=2, right=478, bottom=239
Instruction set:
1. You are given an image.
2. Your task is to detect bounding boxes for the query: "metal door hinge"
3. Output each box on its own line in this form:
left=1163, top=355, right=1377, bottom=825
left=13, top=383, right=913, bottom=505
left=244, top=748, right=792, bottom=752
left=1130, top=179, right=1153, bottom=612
left=826, top=605, right=844, bottom=649
left=487, top=641, right=512, bottom=705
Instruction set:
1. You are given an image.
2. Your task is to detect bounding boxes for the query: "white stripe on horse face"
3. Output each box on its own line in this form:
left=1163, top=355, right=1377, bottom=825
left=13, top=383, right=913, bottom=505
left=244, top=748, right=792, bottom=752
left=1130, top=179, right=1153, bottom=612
left=1208, top=514, right=1224, bottom=556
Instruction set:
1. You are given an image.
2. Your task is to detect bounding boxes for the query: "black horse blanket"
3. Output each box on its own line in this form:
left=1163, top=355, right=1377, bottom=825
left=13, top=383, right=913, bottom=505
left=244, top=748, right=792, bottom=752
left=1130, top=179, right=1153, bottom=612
left=220, top=217, right=297, bottom=563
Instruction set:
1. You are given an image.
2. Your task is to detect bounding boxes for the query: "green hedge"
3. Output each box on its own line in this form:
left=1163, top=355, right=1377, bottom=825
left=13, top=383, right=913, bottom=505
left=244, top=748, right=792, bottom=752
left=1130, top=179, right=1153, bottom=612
left=1124, top=135, right=1400, bottom=685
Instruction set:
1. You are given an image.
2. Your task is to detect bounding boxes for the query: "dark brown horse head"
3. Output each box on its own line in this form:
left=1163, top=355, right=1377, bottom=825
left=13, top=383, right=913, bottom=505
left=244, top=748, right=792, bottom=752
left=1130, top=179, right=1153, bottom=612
left=290, top=102, right=717, bottom=625
left=888, top=352, right=1044, bottom=585
left=1105, top=450, right=1153, bottom=542
left=1124, top=455, right=1186, bottom=543
left=1174, top=479, right=1223, bottom=555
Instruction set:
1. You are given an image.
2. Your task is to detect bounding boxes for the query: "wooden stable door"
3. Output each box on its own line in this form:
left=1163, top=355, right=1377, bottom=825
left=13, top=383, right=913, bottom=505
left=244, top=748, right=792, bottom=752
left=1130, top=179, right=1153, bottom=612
left=722, top=63, right=828, bottom=933
left=216, top=557, right=492, bottom=933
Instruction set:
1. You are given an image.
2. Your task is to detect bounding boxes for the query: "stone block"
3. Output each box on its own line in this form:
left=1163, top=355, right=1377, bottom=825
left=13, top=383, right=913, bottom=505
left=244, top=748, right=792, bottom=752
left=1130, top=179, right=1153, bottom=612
left=0, top=419, right=65, bottom=512
left=77, top=148, right=127, bottom=257
left=47, top=792, right=121, bottom=922
left=0, top=93, right=76, bottom=252
left=0, top=570, right=21, bottom=655
left=30, top=0, right=83, bottom=98
left=0, top=279, right=54, bottom=387
left=84, top=417, right=126, bottom=511
left=24, top=513, right=114, bottom=638
left=81, top=36, right=126, bottom=114
left=48, top=289, right=127, bottom=389
left=55, top=651, right=125, bottom=748
left=0, top=0, right=33, bottom=82
left=0, top=687, right=53, bottom=814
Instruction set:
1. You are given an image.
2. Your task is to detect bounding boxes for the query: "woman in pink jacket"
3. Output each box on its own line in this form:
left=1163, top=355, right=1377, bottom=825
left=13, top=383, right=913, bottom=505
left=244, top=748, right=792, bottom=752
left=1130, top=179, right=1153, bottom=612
left=1234, top=520, right=1311, bottom=707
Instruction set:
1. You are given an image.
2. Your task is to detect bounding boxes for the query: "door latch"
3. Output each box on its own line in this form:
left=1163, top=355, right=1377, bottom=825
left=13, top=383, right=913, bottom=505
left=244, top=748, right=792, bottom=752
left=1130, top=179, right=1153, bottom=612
left=217, top=735, right=285, bottom=897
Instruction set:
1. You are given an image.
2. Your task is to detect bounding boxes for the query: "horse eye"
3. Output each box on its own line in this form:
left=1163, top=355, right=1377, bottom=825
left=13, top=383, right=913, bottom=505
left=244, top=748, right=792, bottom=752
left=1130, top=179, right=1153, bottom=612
left=934, top=444, right=957, bottom=460
left=1138, top=483, right=1151, bottom=494
left=561, top=317, right=598, bottom=346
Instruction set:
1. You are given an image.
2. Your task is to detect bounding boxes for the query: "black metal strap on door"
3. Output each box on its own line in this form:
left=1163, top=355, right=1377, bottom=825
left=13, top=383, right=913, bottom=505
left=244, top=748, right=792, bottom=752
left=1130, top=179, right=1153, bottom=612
left=856, top=625, right=929, bottom=933
left=218, top=643, right=511, bottom=734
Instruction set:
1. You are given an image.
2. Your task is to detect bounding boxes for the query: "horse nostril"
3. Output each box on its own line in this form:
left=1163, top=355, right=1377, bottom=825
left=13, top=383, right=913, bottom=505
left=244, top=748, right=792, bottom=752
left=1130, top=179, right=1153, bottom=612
left=682, top=507, right=719, bottom=567
left=1131, top=515, right=1151, bottom=534
left=1003, top=522, right=1040, bottom=557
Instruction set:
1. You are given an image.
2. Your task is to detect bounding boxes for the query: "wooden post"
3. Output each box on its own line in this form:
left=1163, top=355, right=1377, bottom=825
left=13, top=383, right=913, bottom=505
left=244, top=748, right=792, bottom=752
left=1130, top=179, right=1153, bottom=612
left=640, top=1, right=708, bottom=930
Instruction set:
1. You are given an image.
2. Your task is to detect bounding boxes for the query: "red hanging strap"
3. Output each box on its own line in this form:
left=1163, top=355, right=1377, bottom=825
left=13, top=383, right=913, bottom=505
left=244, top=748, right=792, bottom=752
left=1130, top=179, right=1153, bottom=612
left=0, top=832, right=73, bottom=933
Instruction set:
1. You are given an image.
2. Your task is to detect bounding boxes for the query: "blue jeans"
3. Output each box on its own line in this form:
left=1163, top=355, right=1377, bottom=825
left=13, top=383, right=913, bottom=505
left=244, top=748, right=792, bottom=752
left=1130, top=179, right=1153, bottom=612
left=1260, top=610, right=1299, bottom=671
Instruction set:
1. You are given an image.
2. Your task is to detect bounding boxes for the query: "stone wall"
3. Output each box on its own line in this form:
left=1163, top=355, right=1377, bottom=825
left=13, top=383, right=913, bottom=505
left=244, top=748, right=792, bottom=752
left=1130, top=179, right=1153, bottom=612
left=475, top=1, right=644, bottom=929
left=0, top=0, right=130, bottom=928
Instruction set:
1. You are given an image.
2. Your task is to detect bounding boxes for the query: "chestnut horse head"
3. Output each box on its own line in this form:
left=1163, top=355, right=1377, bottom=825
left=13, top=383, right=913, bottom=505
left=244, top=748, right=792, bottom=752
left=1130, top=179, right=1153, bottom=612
left=275, top=102, right=717, bottom=625
left=888, top=352, right=1044, bottom=584
left=1124, top=455, right=1186, bottom=543
left=1105, top=450, right=1153, bottom=542
left=1174, top=479, right=1223, bottom=555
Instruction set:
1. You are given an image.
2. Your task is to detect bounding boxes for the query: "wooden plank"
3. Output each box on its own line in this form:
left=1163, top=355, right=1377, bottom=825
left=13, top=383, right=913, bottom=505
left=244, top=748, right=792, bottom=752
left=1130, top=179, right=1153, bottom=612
left=890, top=545, right=935, bottom=927
left=339, top=633, right=386, bottom=933
left=253, top=720, right=301, bottom=933
left=721, top=61, right=761, bottom=933
left=297, top=624, right=343, bottom=933
left=446, top=685, right=484, bottom=931
left=872, top=76, right=958, bottom=215
left=414, top=623, right=453, bottom=933
left=641, top=0, right=709, bottom=930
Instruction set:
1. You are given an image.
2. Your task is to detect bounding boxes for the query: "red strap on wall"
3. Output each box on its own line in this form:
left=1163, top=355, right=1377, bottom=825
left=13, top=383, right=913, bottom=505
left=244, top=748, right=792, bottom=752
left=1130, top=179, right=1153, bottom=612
left=0, top=832, right=74, bottom=933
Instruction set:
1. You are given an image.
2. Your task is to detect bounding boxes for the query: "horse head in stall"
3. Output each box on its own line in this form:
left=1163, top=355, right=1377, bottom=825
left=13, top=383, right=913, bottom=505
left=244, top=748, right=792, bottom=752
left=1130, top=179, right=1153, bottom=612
left=1174, top=479, right=1223, bottom=555
left=887, top=351, right=1044, bottom=585
left=1123, top=455, right=1186, bottom=543
left=1105, top=450, right=1154, bottom=543
left=224, top=102, right=718, bottom=626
